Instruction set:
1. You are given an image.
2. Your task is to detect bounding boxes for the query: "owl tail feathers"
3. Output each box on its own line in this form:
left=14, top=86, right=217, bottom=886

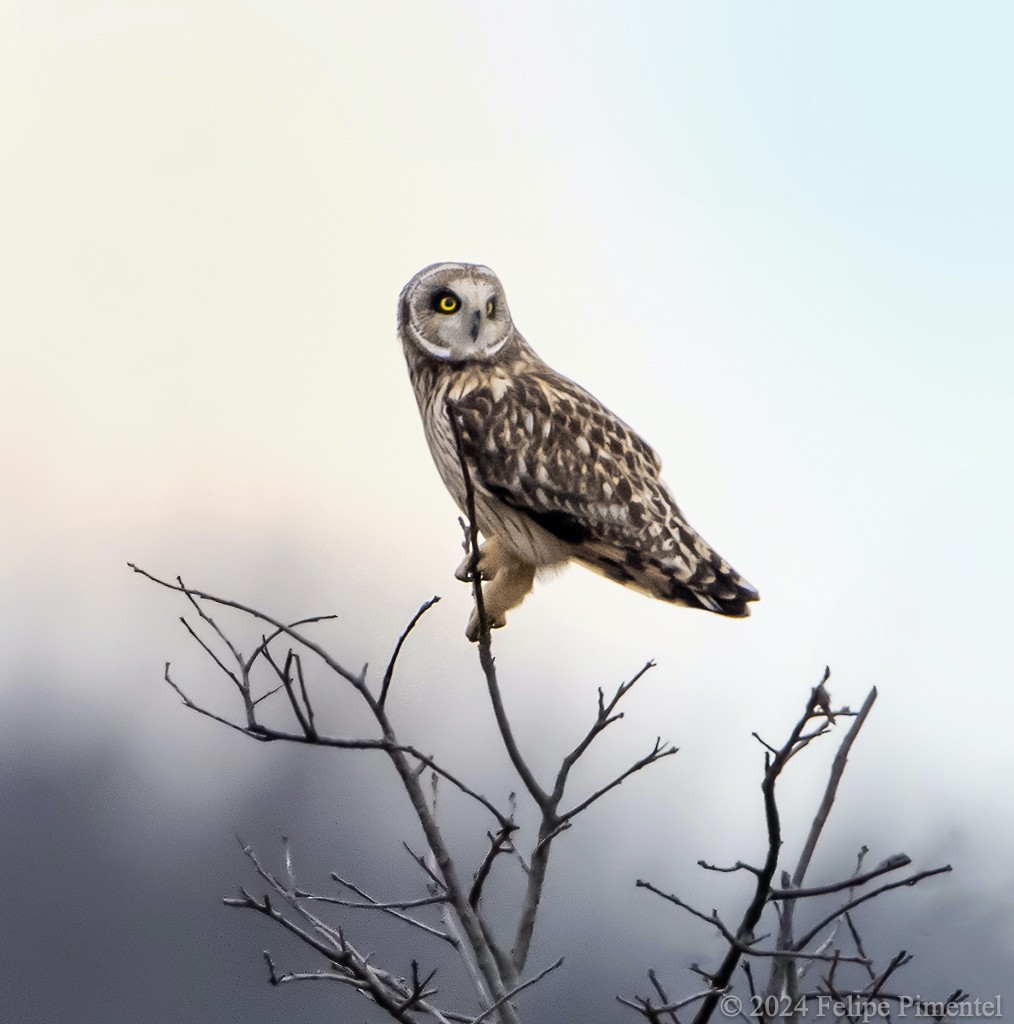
left=675, top=573, right=759, bottom=618
left=654, top=538, right=759, bottom=617
left=581, top=543, right=759, bottom=618
left=660, top=554, right=760, bottom=617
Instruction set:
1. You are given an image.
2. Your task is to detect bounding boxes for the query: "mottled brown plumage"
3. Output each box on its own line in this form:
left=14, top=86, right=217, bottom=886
left=398, top=262, right=758, bottom=639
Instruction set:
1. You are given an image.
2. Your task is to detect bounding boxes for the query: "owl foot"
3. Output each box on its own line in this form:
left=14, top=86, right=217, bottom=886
left=455, top=548, right=497, bottom=583
left=454, top=537, right=507, bottom=583
left=463, top=545, right=537, bottom=642
left=465, top=609, right=507, bottom=642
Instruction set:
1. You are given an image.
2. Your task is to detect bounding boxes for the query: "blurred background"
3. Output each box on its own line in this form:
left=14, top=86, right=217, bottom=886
left=3, top=2, right=1012, bottom=1020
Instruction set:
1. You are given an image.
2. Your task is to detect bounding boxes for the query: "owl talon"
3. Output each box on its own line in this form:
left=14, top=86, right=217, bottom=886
left=466, top=609, right=507, bottom=642
left=455, top=547, right=499, bottom=583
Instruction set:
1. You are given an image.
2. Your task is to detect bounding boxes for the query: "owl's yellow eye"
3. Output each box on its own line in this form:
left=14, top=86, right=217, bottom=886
left=486, top=299, right=495, bottom=317
left=434, top=291, right=460, bottom=314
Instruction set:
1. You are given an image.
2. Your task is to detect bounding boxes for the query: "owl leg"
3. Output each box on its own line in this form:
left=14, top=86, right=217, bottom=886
left=465, top=541, right=536, bottom=641
left=454, top=541, right=499, bottom=583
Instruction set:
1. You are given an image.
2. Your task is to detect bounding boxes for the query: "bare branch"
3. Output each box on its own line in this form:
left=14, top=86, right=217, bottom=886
left=769, top=854, right=911, bottom=900
left=303, top=875, right=456, bottom=947
left=791, top=687, right=878, bottom=890
left=140, top=553, right=679, bottom=1022
left=470, top=825, right=520, bottom=909
left=444, top=400, right=551, bottom=814
left=690, top=678, right=854, bottom=1024
left=444, top=401, right=490, bottom=640
left=263, top=958, right=478, bottom=1024
left=794, top=866, right=953, bottom=952
left=866, top=949, right=913, bottom=998
left=559, top=738, right=677, bottom=825
left=142, top=558, right=960, bottom=1024
left=741, top=961, right=759, bottom=1014
left=260, top=643, right=315, bottom=739
left=403, top=842, right=448, bottom=892
left=245, top=615, right=338, bottom=674
left=397, top=750, right=513, bottom=828
left=293, top=653, right=315, bottom=737
left=163, top=664, right=252, bottom=738
left=252, top=682, right=286, bottom=707
left=310, top=887, right=450, bottom=912
left=130, top=563, right=369, bottom=695
left=698, top=860, right=762, bottom=878
left=164, top=663, right=513, bottom=826
left=637, top=881, right=871, bottom=967
left=751, top=732, right=779, bottom=756
left=470, top=957, right=565, bottom=1024
left=531, top=820, right=572, bottom=858
left=178, top=615, right=243, bottom=695
left=178, top=580, right=247, bottom=687
left=647, top=968, right=681, bottom=1024
left=617, top=985, right=719, bottom=1020
left=475, top=600, right=550, bottom=812
left=380, top=596, right=441, bottom=707
left=228, top=840, right=469, bottom=1022
left=552, top=661, right=657, bottom=803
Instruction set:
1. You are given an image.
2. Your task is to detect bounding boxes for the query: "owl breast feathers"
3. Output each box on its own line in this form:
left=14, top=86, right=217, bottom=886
left=398, top=261, right=758, bottom=639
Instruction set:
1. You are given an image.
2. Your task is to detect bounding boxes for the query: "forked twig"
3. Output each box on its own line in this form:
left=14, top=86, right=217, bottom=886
left=626, top=677, right=958, bottom=1023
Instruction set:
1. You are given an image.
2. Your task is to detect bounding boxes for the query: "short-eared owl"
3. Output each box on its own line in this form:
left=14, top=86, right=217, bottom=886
left=398, top=262, right=758, bottom=640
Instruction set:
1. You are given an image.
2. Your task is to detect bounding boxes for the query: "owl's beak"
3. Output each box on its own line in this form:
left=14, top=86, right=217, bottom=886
left=469, top=309, right=482, bottom=342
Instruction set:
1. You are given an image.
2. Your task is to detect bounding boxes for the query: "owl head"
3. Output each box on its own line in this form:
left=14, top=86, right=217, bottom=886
left=399, top=262, right=515, bottom=364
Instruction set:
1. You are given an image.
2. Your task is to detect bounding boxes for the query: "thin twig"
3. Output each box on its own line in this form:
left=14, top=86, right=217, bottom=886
left=867, top=950, right=912, bottom=998
left=556, top=662, right=657, bottom=788
left=380, top=596, right=441, bottom=707
left=470, top=826, right=520, bottom=909
left=769, top=854, right=911, bottom=900
left=130, top=564, right=369, bottom=695
left=163, top=664, right=251, bottom=737
left=444, top=401, right=550, bottom=811
left=470, top=957, right=565, bottom=1024
left=305, top=876, right=456, bottom=947
left=794, top=866, right=953, bottom=951
left=690, top=678, right=846, bottom=1024
left=178, top=615, right=243, bottom=694
left=791, top=687, right=878, bottom=889
left=559, top=739, right=677, bottom=824
left=636, top=881, right=870, bottom=966
left=178, top=578, right=247, bottom=687
left=617, top=986, right=721, bottom=1019
left=139, top=562, right=526, bottom=1022
left=698, top=860, right=762, bottom=878
left=647, top=969, right=681, bottom=1024
left=245, top=615, right=338, bottom=674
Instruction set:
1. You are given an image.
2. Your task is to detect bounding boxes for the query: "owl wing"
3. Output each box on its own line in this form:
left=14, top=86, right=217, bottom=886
left=450, top=368, right=758, bottom=616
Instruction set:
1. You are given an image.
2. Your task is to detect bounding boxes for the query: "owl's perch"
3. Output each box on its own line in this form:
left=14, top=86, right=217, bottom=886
left=445, top=398, right=539, bottom=641
left=133, top=560, right=679, bottom=1021
left=133, top=564, right=962, bottom=1022
left=444, top=395, right=493, bottom=644
left=453, top=535, right=537, bottom=642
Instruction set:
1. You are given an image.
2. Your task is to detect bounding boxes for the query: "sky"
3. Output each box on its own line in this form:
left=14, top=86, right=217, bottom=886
left=2, top=2, right=1013, bottom=1021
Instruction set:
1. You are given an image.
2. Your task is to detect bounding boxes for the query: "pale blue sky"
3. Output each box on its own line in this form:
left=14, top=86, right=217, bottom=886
left=2, top=2, right=1012, bottom=1015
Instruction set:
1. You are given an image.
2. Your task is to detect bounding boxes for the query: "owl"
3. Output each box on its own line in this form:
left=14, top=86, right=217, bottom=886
left=398, top=262, right=758, bottom=640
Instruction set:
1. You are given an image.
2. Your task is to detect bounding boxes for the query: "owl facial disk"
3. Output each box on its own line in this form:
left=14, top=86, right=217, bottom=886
left=401, top=263, right=513, bottom=363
